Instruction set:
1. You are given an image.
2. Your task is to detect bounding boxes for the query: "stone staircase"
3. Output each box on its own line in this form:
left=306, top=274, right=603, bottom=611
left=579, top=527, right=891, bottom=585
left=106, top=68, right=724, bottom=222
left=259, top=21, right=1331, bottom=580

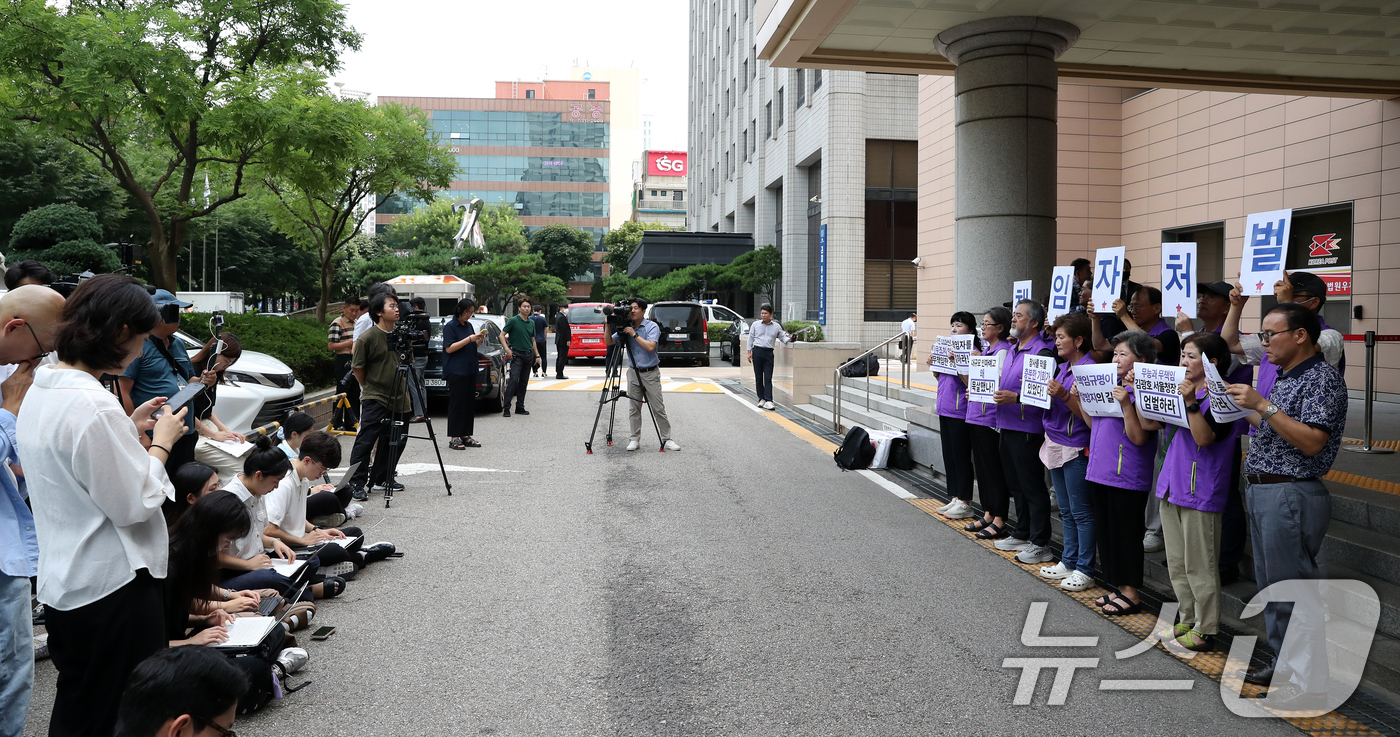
left=796, top=375, right=1400, bottom=700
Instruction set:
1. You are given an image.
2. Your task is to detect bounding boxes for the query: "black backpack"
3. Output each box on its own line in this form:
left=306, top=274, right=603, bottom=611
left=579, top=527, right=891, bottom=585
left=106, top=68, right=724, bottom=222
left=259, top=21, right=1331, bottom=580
left=840, top=355, right=879, bottom=378
left=834, top=426, right=876, bottom=471
left=888, top=436, right=915, bottom=470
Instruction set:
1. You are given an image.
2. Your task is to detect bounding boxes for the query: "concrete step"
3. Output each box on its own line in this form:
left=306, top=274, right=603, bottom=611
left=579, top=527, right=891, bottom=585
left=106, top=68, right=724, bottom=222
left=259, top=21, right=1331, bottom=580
left=1323, top=477, right=1400, bottom=536
left=834, top=376, right=940, bottom=409
left=808, top=392, right=909, bottom=433
left=791, top=402, right=836, bottom=430
left=1322, top=518, right=1400, bottom=588
left=827, top=385, right=924, bottom=425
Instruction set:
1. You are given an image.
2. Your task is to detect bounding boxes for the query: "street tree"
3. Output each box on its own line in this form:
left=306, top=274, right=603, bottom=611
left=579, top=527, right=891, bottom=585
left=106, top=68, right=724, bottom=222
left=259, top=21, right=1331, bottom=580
left=0, top=0, right=361, bottom=291
left=529, top=223, right=595, bottom=284
left=261, top=96, right=456, bottom=321
left=601, top=219, right=671, bottom=275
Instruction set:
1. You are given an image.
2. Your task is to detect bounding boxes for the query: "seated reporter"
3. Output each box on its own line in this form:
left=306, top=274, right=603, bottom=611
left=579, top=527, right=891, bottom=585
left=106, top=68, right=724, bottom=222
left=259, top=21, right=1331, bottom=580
left=114, top=646, right=248, bottom=737
left=163, top=461, right=222, bottom=528
left=188, top=332, right=249, bottom=485
left=276, top=410, right=317, bottom=461
left=265, top=431, right=394, bottom=579
left=218, top=436, right=344, bottom=601
left=18, top=274, right=185, bottom=737
left=604, top=297, right=680, bottom=452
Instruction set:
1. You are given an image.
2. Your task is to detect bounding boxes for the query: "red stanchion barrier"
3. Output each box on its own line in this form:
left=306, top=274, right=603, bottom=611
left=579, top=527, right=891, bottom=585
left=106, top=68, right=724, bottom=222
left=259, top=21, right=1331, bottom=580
left=1344, top=331, right=1395, bottom=455
left=1342, top=334, right=1400, bottom=342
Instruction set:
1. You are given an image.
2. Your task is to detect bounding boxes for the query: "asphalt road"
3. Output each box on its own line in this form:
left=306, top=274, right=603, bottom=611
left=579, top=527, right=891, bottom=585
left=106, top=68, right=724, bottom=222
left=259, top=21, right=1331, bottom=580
left=23, top=384, right=1300, bottom=736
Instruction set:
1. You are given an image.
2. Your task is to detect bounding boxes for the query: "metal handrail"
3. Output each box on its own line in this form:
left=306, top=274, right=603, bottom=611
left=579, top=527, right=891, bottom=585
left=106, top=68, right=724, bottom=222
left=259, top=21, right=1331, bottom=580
left=832, top=332, right=913, bottom=432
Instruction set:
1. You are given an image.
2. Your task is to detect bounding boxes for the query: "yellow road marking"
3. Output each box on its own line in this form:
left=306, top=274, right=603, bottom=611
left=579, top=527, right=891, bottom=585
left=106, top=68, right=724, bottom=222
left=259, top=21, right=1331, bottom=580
left=1342, top=437, right=1400, bottom=451
left=536, top=380, right=589, bottom=390
left=1323, top=470, right=1400, bottom=498
left=670, top=382, right=723, bottom=393
left=760, top=411, right=839, bottom=455
left=862, top=374, right=941, bottom=393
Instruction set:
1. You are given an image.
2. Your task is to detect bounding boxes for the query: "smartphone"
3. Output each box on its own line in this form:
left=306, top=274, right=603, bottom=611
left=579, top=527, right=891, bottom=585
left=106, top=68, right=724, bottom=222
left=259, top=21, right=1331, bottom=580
left=310, top=626, right=336, bottom=641
left=152, top=381, right=208, bottom=418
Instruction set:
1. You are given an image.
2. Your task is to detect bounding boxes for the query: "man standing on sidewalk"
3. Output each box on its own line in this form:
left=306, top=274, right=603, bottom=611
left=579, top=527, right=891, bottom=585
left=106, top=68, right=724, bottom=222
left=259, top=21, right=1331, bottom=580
left=554, top=306, right=571, bottom=380
left=328, top=298, right=360, bottom=431
left=747, top=304, right=791, bottom=411
left=899, top=312, right=916, bottom=364
left=501, top=298, right=539, bottom=417
left=531, top=307, right=549, bottom=378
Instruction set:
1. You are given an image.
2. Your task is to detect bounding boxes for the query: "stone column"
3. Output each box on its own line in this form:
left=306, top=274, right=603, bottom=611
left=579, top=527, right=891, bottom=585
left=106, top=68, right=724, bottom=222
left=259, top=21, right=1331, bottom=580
left=935, top=17, right=1079, bottom=312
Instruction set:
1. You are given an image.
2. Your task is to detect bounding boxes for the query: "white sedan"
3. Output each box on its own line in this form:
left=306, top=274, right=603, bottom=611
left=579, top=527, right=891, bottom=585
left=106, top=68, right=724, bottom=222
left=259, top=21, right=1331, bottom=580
left=175, top=331, right=305, bottom=434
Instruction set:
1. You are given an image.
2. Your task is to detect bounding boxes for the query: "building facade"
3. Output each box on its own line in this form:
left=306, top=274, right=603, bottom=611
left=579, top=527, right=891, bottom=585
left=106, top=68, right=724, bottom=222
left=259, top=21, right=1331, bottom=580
left=688, top=0, right=920, bottom=344
left=632, top=150, right=688, bottom=229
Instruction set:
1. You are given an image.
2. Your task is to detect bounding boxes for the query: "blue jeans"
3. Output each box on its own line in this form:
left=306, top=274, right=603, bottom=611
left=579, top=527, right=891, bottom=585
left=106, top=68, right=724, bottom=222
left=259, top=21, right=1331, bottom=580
left=221, top=556, right=320, bottom=601
left=1051, top=454, right=1095, bottom=575
left=0, top=574, right=33, bottom=737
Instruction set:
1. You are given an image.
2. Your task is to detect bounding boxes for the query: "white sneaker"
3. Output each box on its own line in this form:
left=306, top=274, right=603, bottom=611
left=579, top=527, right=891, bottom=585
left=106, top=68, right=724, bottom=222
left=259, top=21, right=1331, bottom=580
left=1143, top=531, right=1165, bottom=553
left=626, top=439, right=640, bottom=451
left=936, top=499, right=956, bottom=513
left=1060, top=571, right=1093, bottom=591
left=1015, top=544, right=1055, bottom=564
left=345, top=503, right=364, bottom=520
left=766, top=401, right=776, bottom=410
left=942, top=499, right=974, bottom=519
left=1039, top=561, right=1071, bottom=579
left=276, top=647, right=309, bottom=674
left=664, top=440, right=682, bottom=452
left=994, top=537, right=1030, bottom=552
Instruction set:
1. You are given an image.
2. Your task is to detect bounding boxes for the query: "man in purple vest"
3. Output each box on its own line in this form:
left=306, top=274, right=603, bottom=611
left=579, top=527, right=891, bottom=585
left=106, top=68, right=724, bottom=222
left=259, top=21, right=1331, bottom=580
left=1223, top=271, right=1344, bottom=393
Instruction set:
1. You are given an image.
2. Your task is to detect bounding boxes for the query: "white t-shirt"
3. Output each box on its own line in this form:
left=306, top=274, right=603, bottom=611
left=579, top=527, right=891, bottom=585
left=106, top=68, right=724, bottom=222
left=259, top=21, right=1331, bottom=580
left=352, top=312, right=373, bottom=341
left=222, top=475, right=269, bottom=560
left=901, top=318, right=916, bottom=337
left=265, top=472, right=310, bottom=539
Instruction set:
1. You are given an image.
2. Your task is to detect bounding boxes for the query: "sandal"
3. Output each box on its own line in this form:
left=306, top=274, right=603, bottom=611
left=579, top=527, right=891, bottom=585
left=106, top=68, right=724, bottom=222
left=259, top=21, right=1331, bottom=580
left=974, top=521, right=1009, bottom=540
left=1093, top=593, right=1115, bottom=607
left=1176, top=629, right=1214, bottom=652
left=463, top=437, right=481, bottom=448
left=448, top=437, right=466, bottom=450
left=1102, top=595, right=1141, bottom=615
left=964, top=517, right=993, bottom=533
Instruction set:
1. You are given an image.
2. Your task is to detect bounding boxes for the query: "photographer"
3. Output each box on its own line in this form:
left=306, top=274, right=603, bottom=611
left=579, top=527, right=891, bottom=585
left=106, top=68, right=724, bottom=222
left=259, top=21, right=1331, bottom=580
left=120, top=289, right=214, bottom=476
left=500, top=298, right=540, bottom=417
left=345, top=292, right=412, bottom=499
left=604, top=298, right=680, bottom=452
left=18, top=274, right=186, bottom=737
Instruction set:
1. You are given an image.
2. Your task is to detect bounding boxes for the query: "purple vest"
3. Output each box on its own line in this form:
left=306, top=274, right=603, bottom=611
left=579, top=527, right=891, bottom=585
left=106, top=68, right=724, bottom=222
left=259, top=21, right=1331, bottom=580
left=1043, top=354, right=1093, bottom=447
left=964, top=341, right=1010, bottom=428
left=1155, top=388, right=1238, bottom=513
left=996, top=332, right=1054, bottom=434
left=1086, top=387, right=1157, bottom=491
left=1145, top=319, right=1173, bottom=364
left=936, top=371, right=967, bottom=420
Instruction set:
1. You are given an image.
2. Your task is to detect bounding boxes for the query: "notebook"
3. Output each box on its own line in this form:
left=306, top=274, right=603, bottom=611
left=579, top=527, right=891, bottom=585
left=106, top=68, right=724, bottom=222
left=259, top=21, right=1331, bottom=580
left=268, top=557, right=309, bottom=579
left=213, top=617, right=277, bottom=649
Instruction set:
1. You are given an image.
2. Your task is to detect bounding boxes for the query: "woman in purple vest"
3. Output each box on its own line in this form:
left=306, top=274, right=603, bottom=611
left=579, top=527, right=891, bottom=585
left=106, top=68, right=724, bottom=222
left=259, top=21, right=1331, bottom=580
left=962, top=307, right=1014, bottom=539
left=1072, top=330, right=1157, bottom=615
left=930, top=312, right=981, bottom=520
left=1139, top=332, right=1238, bottom=652
left=1039, top=313, right=1096, bottom=591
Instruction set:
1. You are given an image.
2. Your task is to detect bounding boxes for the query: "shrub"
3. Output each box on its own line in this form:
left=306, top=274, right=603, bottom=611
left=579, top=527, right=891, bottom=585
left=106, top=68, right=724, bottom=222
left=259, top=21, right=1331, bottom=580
left=182, top=312, right=336, bottom=390
left=707, top=321, right=732, bottom=344
left=9, top=203, right=103, bottom=251
left=41, top=238, right=121, bottom=276
left=783, top=320, right=822, bottom=342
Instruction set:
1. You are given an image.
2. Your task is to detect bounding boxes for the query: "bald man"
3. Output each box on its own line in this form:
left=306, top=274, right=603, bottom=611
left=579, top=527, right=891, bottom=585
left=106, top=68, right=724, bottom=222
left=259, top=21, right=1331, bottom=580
left=0, top=283, right=62, bottom=737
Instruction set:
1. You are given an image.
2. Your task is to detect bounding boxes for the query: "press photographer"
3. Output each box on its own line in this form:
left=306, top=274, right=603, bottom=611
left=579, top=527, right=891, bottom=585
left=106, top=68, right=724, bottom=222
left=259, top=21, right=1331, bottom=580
left=345, top=292, right=412, bottom=500
left=119, top=289, right=214, bottom=476
left=603, top=297, right=680, bottom=452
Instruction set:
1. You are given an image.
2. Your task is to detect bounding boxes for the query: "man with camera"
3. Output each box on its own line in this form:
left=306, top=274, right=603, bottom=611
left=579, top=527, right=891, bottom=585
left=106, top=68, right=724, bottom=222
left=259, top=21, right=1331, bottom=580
left=604, top=298, right=680, bottom=452
left=345, top=293, right=412, bottom=500
left=119, top=289, right=213, bottom=476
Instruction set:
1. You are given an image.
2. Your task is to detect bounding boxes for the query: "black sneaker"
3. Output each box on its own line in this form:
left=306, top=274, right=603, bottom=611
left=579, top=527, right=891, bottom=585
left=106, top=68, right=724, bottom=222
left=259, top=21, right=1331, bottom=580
left=376, top=481, right=404, bottom=492
left=350, top=485, right=368, bottom=502
left=503, top=407, right=511, bottom=418
left=514, top=407, right=530, bottom=416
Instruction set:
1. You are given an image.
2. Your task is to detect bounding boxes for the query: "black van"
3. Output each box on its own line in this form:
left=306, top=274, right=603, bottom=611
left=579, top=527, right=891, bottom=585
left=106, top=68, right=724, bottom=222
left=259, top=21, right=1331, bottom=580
left=645, top=301, right=710, bottom=366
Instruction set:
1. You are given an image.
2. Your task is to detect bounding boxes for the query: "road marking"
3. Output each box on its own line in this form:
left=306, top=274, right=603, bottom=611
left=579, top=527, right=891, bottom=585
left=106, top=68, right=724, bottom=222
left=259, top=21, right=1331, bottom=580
left=390, top=463, right=521, bottom=476
left=858, top=469, right=916, bottom=499
left=1342, top=437, right=1400, bottom=450
left=1322, top=469, right=1400, bottom=498
left=527, top=378, right=722, bottom=393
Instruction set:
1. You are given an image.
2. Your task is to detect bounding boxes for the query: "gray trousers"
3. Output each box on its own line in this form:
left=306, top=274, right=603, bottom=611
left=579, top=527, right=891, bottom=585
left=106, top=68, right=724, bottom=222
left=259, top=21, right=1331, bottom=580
left=1245, top=478, right=1332, bottom=693
left=627, top=367, right=671, bottom=443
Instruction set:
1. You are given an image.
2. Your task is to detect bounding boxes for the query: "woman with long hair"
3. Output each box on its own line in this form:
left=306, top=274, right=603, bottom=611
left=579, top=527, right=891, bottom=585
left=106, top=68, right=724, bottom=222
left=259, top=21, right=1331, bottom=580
left=962, top=307, right=1014, bottom=539
left=162, top=461, right=222, bottom=528
left=443, top=297, right=486, bottom=450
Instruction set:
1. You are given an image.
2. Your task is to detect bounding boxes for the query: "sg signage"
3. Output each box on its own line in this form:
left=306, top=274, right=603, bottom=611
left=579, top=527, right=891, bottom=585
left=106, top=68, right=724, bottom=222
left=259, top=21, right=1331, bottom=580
left=647, top=151, right=688, bottom=176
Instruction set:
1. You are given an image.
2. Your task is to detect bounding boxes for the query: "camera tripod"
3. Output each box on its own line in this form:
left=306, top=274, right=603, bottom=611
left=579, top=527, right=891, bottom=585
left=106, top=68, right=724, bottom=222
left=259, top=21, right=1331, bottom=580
left=585, top=334, right=665, bottom=454
left=367, top=349, right=453, bottom=508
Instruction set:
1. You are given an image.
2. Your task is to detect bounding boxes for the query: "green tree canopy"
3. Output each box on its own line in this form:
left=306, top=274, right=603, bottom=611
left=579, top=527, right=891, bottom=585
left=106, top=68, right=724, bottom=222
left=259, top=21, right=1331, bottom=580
left=528, top=223, right=595, bottom=284
left=0, top=129, right=128, bottom=246
left=378, top=198, right=460, bottom=255
left=601, top=219, right=672, bottom=275
left=8, top=203, right=102, bottom=251
left=39, top=238, right=121, bottom=277
left=0, top=0, right=362, bottom=291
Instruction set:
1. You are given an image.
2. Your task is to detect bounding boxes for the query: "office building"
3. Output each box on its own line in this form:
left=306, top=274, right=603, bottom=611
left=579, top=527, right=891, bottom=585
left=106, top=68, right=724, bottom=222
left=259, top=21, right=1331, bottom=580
left=632, top=150, right=688, bottom=229
left=688, top=0, right=920, bottom=343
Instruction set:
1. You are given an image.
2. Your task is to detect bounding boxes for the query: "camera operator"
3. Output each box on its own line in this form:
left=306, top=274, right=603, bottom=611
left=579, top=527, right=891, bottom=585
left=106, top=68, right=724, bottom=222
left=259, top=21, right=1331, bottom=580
left=501, top=298, right=540, bottom=417
left=604, top=298, right=681, bottom=452
left=345, top=292, right=411, bottom=500
left=119, top=289, right=215, bottom=476
left=4, top=259, right=55, bottom=291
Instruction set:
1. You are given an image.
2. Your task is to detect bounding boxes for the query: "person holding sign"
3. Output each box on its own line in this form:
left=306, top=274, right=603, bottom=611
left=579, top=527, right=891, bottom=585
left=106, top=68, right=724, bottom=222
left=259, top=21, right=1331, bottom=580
left=1137, top=333, right=1239, bottom=653
left=992, top=300, right=1057, bottom=565
left=963, top=308, right=1014, bottom=538
left=1038, top=313, right=1097, bottom=592
left=1226, top=303, right=1348, bottom=702
left=929, top=312, right=980, bottom=520
left=1104, top=286, right=1180, bottom=367
left=1073, top=330, right=1157, bottom=615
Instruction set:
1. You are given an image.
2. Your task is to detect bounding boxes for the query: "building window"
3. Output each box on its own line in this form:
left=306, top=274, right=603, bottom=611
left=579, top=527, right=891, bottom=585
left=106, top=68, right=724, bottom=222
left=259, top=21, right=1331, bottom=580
left=864, top=139, right=918, bottom=320
left=806, top=163, right=821, bottom=318
left=776, top=88, right=784, bottom=127
left=742, top=61, right=748, bottom=91
left=674, top=191, right=684, bottom=201
left=587, top=89, right=595, bottom=100
left=813, top=68, right=822, bottom=91
left=650, top=190, right=657, bottom=197
left=765, top=102, right=772, bottom=138
left=525, top=89, right=535, bottom=99
left=750, top=119, right=757, bottom=153
left=724, top=88, right=730, bottom=116
left=742, top=130, right=748, bottom=162
left=796, top=69, right=805, bottom=107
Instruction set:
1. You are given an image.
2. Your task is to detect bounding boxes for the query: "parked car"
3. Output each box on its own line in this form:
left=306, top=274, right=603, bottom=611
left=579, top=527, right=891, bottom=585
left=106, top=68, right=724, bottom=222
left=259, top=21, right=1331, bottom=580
left=173, top=331, right=305, bottom=434
left=564, top=302, right=611, bottom=362
left=643, top=301, right=709, bottom=366
left=698, top=302, right=745, bottom=325
left=422, top=314, right=508, bottom=411
left=718, top=318, right=755, bottom=365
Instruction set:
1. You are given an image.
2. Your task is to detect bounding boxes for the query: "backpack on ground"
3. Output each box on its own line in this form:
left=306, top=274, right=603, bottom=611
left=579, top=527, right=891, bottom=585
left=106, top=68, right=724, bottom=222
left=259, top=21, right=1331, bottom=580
left=888, top=437, right=915, bottom=470
left=834, top=426, right=876, bottom=471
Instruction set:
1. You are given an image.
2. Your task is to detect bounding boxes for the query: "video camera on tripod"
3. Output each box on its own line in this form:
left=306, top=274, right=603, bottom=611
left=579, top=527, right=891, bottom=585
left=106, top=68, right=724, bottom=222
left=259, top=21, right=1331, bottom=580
left=385, top=298, right=430, bottom=360
left=601, top=298, right=636, bottom=330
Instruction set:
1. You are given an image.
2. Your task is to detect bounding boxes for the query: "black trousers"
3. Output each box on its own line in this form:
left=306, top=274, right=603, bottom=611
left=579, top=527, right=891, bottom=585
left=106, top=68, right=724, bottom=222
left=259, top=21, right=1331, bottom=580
left=534, top=342, right=547, bottom=374
left=505, top=351, right=534, bottom=410
left=348, top=399, right=408, bottom=489
left=163, top=432, right=197, bottom=479
left=969, top=424, right=1010, bottom=517
left=1219, top=437, right=1247, bottom=574
left=306, top=489, right=344, bottom=518
left=555, top=340, right=570, bottom=377
left=46, top=570, right=166, bottom=737
left=1001, top=429, right=1051, bottom=546
left=752, top=346, right=775, bottom=402
left=307, top=526, right=363, bottom=566
left=938, top=415, right=975, bottom=502
left=1091, top=481, right=1147, bottom=589
left=446, top=372, right=476, bottom=438
left=333, top=354, right=359, bottom=428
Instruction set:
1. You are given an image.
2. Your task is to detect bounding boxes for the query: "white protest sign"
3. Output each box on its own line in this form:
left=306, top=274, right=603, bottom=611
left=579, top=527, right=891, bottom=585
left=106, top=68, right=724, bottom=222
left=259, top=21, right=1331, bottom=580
left=1092, top=246, right=1126, bottom=313
left=1162, top=242, right=1197, bottom=319
left=1020, top=355, right=1055, bottom=410
left=929, top=335, right=959, bottom=375
left=1071, top=363, right=1123, bottom=418
left=1133, top=362, right=1189, bottom=428
left=950, top=334, right=974, bottom=375
left=1241, top=209, right=1292, bottom=297
left=968, top=354, right=1001, bottom=405
left=1048, top=266, right=1076, bottom=322
left=1204, top=361, right=1253, bottom=423
left=1013, top=279, right=1033, bottom=305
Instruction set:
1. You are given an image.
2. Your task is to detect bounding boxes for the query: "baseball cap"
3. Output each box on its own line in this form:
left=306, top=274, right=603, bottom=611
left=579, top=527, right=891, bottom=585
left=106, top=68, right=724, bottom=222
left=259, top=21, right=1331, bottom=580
left=152, top=289, right=193, bottom=309
left=1288, top=272, right=1328, bottom=302
left=1199, top=281, right=1233, bottom=298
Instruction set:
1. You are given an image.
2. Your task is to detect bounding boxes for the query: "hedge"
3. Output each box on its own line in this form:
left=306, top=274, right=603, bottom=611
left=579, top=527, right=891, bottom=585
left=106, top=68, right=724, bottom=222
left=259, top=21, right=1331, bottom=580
left=707, top=320, right=824, bottom=345
left=707, top=321, right=733, bottom=344
left=182, top=312, right=336, bottom=390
